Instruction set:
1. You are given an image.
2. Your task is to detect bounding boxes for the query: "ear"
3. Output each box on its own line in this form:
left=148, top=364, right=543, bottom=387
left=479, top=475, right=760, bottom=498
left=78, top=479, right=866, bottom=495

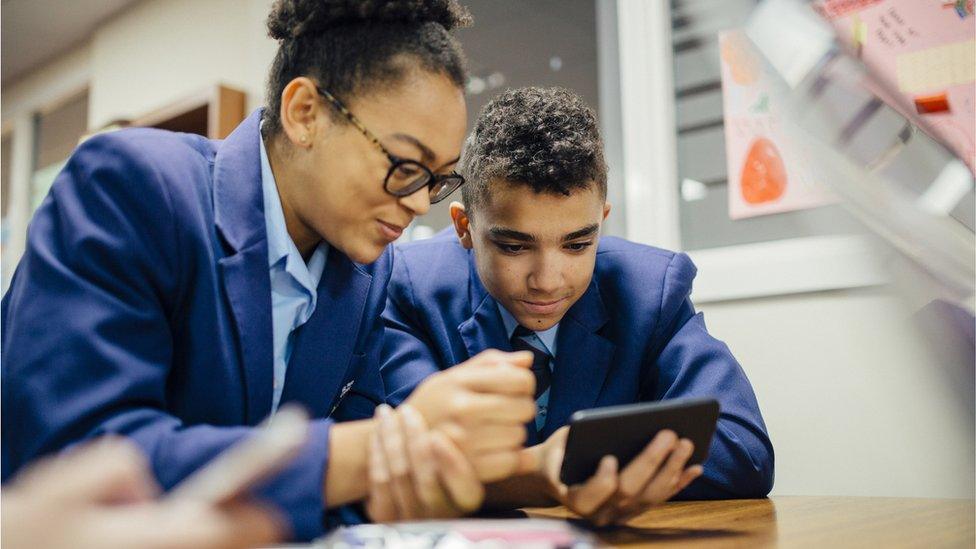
left=449, top=201, right=473, bottom=249
left=279, top=77, right=329, bottom=149
left=603, top=202, right=612, bottom=221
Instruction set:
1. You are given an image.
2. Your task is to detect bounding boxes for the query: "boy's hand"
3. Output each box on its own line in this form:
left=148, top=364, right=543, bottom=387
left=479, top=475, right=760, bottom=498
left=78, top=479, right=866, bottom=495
left=533, top=426, right=704, bottom=526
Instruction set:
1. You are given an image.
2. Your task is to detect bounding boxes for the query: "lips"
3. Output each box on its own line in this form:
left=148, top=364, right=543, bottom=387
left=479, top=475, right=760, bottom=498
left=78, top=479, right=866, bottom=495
left=519, top=297, right=568, bottom=316
left=377, top=220, right=404, bottom=242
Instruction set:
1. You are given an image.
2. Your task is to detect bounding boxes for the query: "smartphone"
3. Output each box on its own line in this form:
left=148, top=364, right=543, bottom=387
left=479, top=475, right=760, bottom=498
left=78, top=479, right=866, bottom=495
left=167, top=405, right=309, bottom=504
left=559, top=398, right=720, bottom=486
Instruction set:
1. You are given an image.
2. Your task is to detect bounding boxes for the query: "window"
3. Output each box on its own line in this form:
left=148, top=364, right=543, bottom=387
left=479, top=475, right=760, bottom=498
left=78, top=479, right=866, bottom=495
left=32, top=90, right=89, bottom=212
left=2, top=131, right=13, bottom=259
left=2, top=132, right=12, bottom=221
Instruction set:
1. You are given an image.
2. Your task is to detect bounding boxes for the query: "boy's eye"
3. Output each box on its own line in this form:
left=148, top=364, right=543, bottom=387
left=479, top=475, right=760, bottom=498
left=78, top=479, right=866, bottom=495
left=565, top=241, right=594, bottom=252
left=497, top=243, right=526, bottom=254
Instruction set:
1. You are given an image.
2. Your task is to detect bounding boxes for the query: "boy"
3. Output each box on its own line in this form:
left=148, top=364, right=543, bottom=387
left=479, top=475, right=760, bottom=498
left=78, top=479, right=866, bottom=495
left=381, top=87, right=774, bottom=524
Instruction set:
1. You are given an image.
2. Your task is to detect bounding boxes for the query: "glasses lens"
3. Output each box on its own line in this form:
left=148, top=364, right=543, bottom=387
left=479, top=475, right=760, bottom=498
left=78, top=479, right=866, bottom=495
left=386, top=161, right=431, bottom=195
left=430, top=176, right=464, bottom=204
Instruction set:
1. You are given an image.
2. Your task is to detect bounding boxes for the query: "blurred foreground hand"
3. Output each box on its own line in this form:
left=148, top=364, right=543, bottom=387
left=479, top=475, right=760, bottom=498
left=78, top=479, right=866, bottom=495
left=1, top=437, right=283, bottom=549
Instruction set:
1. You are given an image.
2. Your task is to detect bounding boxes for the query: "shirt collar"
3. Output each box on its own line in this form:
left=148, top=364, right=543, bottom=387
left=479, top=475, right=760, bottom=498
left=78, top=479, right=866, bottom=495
left=259, top=132, right=329, bottom=294
left=260, top=132, right=293, bottom=267
left=496, top=301, right=559, bottom=356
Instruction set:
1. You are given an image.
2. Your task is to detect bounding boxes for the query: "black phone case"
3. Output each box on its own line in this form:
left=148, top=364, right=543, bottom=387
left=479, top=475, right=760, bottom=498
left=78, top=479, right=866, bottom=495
left=558, top=398, right=720, bottom=486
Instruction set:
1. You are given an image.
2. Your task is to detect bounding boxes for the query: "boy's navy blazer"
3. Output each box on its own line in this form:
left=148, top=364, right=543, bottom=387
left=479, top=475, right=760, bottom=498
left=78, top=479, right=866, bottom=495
left=1, top=109, right=390, bottom=540
left=381, top=229, right=774, bottom=498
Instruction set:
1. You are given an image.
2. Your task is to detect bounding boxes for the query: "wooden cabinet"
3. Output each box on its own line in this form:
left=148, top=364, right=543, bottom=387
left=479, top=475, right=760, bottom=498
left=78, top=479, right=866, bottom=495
left=131, top=84, right=246, bottom=139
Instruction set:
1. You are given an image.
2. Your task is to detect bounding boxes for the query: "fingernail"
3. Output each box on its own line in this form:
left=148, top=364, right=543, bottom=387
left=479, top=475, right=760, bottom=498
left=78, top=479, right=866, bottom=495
left=401, top=406, right=423, bottom=430
left=377, top=405, right=395, bottom=425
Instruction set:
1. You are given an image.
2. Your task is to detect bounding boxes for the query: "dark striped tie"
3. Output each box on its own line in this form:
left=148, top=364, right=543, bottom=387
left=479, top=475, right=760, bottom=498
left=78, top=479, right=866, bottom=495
left=511, top=325, right=552, bottom=400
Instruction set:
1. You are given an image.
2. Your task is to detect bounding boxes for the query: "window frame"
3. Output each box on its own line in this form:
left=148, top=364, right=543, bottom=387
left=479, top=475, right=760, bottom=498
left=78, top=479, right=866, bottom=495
left=1, top=48, right=90, bottom=291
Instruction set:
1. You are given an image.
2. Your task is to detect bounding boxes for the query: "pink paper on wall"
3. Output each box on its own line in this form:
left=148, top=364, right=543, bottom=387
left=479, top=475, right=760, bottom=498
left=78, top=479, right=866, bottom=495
left=719, top=31, right=836, bottom=220
left=814, top=0, right=976, bottom=173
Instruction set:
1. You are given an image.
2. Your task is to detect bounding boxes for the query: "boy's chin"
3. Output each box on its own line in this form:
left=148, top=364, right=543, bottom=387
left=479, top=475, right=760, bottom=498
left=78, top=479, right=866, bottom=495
left=512, top=311, right=564, bottom=332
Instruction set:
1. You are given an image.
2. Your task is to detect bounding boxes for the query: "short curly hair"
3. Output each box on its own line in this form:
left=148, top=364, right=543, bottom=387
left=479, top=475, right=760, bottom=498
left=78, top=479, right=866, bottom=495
left=460, top=86, right=607, bottom=218
left=263, top=0, right=472, bottom=135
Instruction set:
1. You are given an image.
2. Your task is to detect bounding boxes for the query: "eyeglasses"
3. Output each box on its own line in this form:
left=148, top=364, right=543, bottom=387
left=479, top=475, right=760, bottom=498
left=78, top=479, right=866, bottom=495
left=315, top=86, right=465, bottom=204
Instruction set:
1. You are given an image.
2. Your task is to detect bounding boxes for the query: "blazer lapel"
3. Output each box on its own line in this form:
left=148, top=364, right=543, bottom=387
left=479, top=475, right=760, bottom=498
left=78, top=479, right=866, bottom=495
left=457, top=253, right=510, bottom=359
left=539, top=281, right=615, bottom=440
left=278, top=251, right=372, bottom=418
left=213, top=109, right=274, bottom=425
left=455, top=255, right=544, bottom=444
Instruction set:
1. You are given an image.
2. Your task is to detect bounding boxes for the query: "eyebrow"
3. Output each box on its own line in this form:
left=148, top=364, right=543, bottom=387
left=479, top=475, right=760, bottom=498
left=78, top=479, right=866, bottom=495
left=390, top=133, right=461, bottom=170
left=487, top=224, right=600, bottom=243
left=563, top=224, right=600, bottom=241
left=488, top=227, right=536, bottom=242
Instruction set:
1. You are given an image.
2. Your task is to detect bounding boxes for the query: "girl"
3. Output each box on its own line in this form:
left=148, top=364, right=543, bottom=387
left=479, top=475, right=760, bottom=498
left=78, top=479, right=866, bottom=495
left=1, top=0, right=536, bottom=541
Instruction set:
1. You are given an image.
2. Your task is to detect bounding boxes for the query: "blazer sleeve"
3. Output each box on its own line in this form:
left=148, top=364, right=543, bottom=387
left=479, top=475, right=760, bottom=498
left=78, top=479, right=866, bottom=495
left=0, top=134, right=332, bottom=541
left=642, top=252, right=775, bottom=499
left=378, top=250, right=444, bottom=406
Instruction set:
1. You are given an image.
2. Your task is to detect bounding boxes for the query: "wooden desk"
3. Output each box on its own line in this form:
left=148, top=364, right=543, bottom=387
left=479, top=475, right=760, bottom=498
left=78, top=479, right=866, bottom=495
left=525, top=497, right=975, bottom=548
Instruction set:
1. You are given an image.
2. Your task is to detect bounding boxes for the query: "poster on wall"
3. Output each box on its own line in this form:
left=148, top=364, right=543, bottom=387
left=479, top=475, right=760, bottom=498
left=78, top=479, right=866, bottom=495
left=813, top=0, right=975, bottom=174
left=719, top=30, right=836, bottom=220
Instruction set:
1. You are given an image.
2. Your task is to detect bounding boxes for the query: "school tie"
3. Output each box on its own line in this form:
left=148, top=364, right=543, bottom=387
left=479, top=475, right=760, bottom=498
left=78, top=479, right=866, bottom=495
left=510, top=325, right=552, bottom=400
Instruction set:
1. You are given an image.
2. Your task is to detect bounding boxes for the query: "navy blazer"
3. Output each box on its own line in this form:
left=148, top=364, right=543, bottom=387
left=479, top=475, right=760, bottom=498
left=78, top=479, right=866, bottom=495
left=1, top=109, right=389, bottom=540
left=381, top=229, right=774, bottom=499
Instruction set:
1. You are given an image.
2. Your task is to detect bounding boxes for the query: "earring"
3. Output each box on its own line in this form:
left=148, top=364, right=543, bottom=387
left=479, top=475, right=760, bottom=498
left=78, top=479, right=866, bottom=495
left=299, top=135, right=308, bottom=144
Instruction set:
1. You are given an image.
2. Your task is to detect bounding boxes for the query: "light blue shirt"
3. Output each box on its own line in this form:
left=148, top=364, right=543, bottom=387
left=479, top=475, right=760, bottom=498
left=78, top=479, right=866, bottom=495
left=260, top=136, right=329, bottom=413
left=497, top=303, right=559, bottom=430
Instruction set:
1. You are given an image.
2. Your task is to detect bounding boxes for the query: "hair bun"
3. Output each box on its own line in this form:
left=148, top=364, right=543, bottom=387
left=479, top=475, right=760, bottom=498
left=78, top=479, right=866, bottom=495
left=267, top=0, right=472, bottom=41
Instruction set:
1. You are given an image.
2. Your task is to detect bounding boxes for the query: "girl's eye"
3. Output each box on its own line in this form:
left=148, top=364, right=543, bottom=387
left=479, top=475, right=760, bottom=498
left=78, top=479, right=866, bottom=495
left=566, top=241, right=594, bottom=252
left=392, top=165, right=421, bottom=180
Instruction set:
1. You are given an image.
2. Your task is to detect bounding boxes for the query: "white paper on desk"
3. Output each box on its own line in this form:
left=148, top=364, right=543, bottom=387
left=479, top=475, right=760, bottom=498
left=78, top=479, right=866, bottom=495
left=317, top=518, right=596, bottom=548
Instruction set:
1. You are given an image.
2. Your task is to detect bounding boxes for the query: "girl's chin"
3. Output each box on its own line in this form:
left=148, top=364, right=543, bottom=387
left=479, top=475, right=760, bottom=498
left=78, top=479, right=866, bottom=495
left=342, top=238, right=389, bottom=265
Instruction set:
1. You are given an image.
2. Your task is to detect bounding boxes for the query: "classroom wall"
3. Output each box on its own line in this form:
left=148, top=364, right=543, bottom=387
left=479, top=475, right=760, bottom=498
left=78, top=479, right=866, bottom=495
left=2, top=0, right=972, bottom=501
left=88, top=0, right=276, bottom=129
left=1, top=44, right=92, bottom=122
left=699, top=288, right=975, bottom=498
left=1, top=0, right=277, bottom=287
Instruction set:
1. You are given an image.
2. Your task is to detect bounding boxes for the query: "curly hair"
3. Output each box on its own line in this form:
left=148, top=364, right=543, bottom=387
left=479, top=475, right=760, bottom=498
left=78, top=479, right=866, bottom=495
left=460, top=87, right=607, bottom=218
left=263, top=0, right=472, bottom=135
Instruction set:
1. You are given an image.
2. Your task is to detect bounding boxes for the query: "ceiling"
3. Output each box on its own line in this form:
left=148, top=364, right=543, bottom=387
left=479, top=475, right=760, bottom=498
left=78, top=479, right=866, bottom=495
left=2, top=0, right=140, bottom=85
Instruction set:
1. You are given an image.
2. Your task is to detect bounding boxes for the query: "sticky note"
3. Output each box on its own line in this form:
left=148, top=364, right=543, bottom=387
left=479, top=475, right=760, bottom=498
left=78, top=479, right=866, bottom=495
left=896, top=40, right=976, bottom=93
left=914, top=93, right=951, bottom=114
left=852, top=17, right=867, bottom=46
